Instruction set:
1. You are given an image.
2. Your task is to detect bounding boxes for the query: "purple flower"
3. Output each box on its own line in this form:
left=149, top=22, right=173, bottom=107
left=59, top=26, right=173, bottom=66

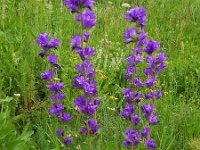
left=135, top=92, right=143, bottom=103
left=48, top=38, right=61, bottom=48
left=145, top=77, right=157, bottom=87
left=132, top=114, right=140, bottom=126
left=126, top=54, right=143, bottom=66
left=156, top=91, right=163, bottom=100
left=123, top=140, right=132, bottom=147
left=145, top=92, right=156, bottom=99
left=147, top=56, right=157, bottom=68
left=76, top=60, right=96, bottom=78
left=46, top=82, right=64, bottom=92
left=64, top=0, right=95, bottom=13
left=123, top=88, right=134, bottom=103
left=145, top=139, right=157, bottom=149
left=74, top=47, right=96, bottom=60
left=125, top=66, right=137, bottom=79
left=80, top=127, right=88, bottom=135
left=124, top=128, right=141, bottom=147
left=88, top=118, right=98, bottom=134
left=141, top=127, right=151, bottom=137
left=138, top=32, right=148, bottom=46
left=49, top=104, right=65, bottom=115
left=144, top=68, right=154, bottom=76
left=47, top=54, right=58, bottom=65
left=56, top=129, right=64, bottom=137
left=125, top=7, right=147, bottom=28
left=149, top=114, right=159, bottom=125
left=156, top=62, right=167, bottom=74
left=60, top=113, right=72, bottom=122
left=35, top=32, right=49, bottom=49
left=64, top=136, right=74, bottom=145
left=157, top=52, right=167, bottom=63
left=134, top=78, right=143, bottom=87
left=76, top=10, right=96, bottom=28
left=124, top=28, right=137, bottom=44
left=120, top=104, right=135, bottom=120
left=83, top=79, right=97, bottom=95
left=141, top=104, right=154, bottom=118
left=41, top=70, right=55, bottom=80
left=49, top=92, right=66, bottom=102
left=144, top=40, right=160, bottom=55
left=71, top=35, right=82, bottom=49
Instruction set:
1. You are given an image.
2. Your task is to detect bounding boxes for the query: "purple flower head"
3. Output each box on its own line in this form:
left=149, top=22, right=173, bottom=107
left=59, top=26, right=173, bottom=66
left=157, top=52, right=167, bottom=63
left=64, top=0, right=95, bottom=13
left=125, top=7, right=147, bottom=28
left=48, top=38, right=61, bottom=48
left=126, top=54, right=143, bottom=66
left=76, top=60, right=96, bottom=78
left=46, top=82, right=64, bottom=92
left=41, top=70, right=55, bottom=80
left=83, top=79, right=97, bottom=95
left=36, top=33, right=61, bottom=57
left=141, top=104, right=154, bottom=118
left=149, top=113, right=159, bottom=125
left=74, top=47, right=96, bottom=60
left=64, top=136, right=74, bottom=145
left=147, top=55, right=157, bottom=68
left=134, top=78, right=143, bottom=87
left=144, top=40, right=160, bottom=55
left=87, top=98, right=100, bottom=115
left=71, top=35, right=82, bottom=49
left=120, top=104, right=135, bottom=120
left=76, top=10, right=96, bottom=28
left=47, top=54, right=58, bottom=65
left=123, top=140, right=132, bottom=147
left=132, top=114, right=140, bottom=126
left=156, top=62, right=167, bottom=74
left=123, top=88, right=134, bottom=103
left=141, top=127, right=151, bottom=137
left=74, top=96, right=87, bottom=113
left=125, top=66, right=137, bottom=79
left=49, top=104, right=65, bottom=116
left=80, top=127, right=88, bottom=135
left=49, top=92, right=66, bottom=102
left=73, top=75, right=88, bottom=88
left=35, top=32, right=49, bottom=49
left=156, top=91, right=163, bottom=100
left=124, top=128, right=141, bottom=147
left=88, top=118, right=98, bottom=134
left=124, top=28, right=137, bottom=44
left=56, top=129, right=64, bottom=137
left=138, top=32, right=148, bottom=46
left=145, top=77, right=157, bottom=87
left=145, top=139, right=157, bottom=149
left=84, top=32, right=90, bottom=41
left=135, top=92, right=143, bottom=103
left=144, top=68, right=154, bottom=76
left=60, top=113, right=72, bottom=122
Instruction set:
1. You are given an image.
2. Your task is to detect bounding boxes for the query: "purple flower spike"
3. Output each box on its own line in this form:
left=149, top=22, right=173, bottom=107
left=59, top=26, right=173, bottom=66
left=76, top=10, right=96, bottom=29
left=145, top=139, right=157, bottom=149
left=120, top=104, right=135, bottom=120
left=64, top=136, right=74, bottom=145
left=56, top=129, right=64, bottom=137
left=145, top=77, right=157, bottom=87
left=141, top=104, right=154, bottom=118
left=88, top=118, right=98, bottom=134
left=132, top=114, right=140, bottom=126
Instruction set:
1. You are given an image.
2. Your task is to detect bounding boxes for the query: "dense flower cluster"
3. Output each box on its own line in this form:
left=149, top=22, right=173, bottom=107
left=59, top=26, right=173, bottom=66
left=120, top=7, right=167, bottom=149
left=64, top=0, right=99, bottom=137
left=36, top=33, right=73, bottom=145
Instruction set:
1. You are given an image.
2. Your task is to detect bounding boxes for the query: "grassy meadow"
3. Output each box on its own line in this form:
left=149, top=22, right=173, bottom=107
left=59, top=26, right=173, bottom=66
left=0, top=0, right=200, bottom=149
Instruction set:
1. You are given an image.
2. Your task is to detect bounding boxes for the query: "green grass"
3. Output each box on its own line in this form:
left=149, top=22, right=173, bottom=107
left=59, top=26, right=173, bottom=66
left=0, top=0, right=200, bottom=149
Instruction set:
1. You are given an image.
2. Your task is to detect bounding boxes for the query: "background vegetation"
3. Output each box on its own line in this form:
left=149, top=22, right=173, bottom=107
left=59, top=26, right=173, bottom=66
left=0, top=0, right=200, bottom=149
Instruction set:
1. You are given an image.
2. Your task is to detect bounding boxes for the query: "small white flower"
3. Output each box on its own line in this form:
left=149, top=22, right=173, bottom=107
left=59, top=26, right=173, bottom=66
left=14, top=93, right=21, bottom=97
left=122, top=3, right=131, bottom=8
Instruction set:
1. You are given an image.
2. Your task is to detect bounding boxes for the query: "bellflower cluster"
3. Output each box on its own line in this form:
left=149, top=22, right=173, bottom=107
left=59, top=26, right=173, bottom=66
left=64, top=0, right=99, bottom=137
left=121, top=7, right=167, bottom=149
left=36, top=33, right=73, bottom=145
